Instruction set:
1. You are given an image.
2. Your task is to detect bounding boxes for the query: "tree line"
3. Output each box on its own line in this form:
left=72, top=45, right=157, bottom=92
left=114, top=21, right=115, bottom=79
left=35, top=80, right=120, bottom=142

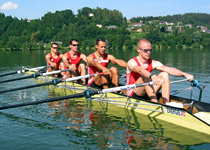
left=130, top=13, right=210, bottom=49
left=0, top=8, right=210, bottom=51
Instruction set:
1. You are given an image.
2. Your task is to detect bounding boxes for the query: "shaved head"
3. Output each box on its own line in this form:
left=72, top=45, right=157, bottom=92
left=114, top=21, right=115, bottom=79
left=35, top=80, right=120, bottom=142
left=137, top=39, right=151, bottom=48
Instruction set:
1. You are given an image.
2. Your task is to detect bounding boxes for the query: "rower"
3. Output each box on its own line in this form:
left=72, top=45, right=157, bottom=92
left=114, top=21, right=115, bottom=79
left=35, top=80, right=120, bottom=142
left=126, top=38, right=194, bottom=104
left=86, top=38, right=127, bottom=89
left=62, top=39, right=87, bottom=84
left=45, top=42, right=63, bottom=74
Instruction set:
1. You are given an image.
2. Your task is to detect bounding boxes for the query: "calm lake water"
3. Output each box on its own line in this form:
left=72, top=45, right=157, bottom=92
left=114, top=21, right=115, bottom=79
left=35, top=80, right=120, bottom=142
left=0, top=48, right=210, bottom=150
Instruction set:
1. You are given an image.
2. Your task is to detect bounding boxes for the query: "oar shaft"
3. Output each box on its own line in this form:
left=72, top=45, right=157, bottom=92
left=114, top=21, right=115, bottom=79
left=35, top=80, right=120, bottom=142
left=0, top=65, right=48, bottom=77
left=0, top=92, right=87, bottom=110
left=0, top=71, right=18, bottom=77
left=0, top=75, right=33, bottom=84
left=28, top=66, right=49, bottom=72
left=100, top=81, right=153, bottom=94
left=0, top=69, right=70, bottom=84
left=42, top=69, right=70, bottom=76
left=0, top=81, right=53, bottom=94
left=170, top=78, right=189, bottom=84
left=65, top=73, right=104, bottom=82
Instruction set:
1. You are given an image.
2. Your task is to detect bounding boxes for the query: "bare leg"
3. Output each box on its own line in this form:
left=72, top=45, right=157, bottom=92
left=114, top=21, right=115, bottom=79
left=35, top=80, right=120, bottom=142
left=59, top=63, right=69, bottom=79
left=78, top=63, right=86, bottom=84
left=133, top=72, right=170, bottom=104
left=110, top=67, right=119, bottom=87
left=156, top=72, right=170, bottom=104
left=149, top=72, right=170, bottom=104
left=134, top=77, right=159, bottom=103
left=93, top=75, right=109, bottom=89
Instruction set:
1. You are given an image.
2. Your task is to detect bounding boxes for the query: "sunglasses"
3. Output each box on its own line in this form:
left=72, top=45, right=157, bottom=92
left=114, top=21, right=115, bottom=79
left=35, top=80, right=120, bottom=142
left=52, top=47, right=58, bottom=49
left=139, top=47, right=152, bottom=53
left=72, top=44, right=79, bottom=47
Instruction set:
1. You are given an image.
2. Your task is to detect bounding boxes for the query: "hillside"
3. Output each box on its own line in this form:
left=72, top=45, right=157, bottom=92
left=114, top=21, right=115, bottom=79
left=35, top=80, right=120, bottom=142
left=0, top=9, right=210, bottom=50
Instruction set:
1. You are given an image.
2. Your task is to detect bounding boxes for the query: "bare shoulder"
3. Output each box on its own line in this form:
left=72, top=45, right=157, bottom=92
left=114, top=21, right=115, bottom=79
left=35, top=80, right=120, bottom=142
left=107, top=54, right=115, bottom=60
left=80, top=53, right=87, bottom=58
left=127, top=57, right=137, bottom=67
left=62, top=53, right=68, bottom=59
left=80, top=53, right=87, bottom=62
left=127, top=57, right=138, bottom=72
left=60, top=53, right=64, bottom=57
left=152, top=59, right=164, bottom=69
left=45, top=53, right=50, bottom=58
left=86, top=53, right=93, bottom=62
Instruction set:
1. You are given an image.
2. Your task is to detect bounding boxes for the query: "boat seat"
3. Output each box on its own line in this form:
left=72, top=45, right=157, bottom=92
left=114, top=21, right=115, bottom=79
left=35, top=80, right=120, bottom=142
left=194, top=112, right=210, bottom=125
left=166, top=102, right=184, bottom=108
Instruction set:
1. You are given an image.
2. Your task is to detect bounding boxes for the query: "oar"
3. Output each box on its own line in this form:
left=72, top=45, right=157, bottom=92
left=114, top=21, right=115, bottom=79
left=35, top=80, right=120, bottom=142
left=0, top=79, right=62, bottom=94
left=0, top=81, right=152, bottom=110
left=0, top=69, right=70, bottom=84
left=0, top=65, right=49, bottom=77
left=0, top=78, right=193, bottom=110
left=0, top=72, right=104, bottom=94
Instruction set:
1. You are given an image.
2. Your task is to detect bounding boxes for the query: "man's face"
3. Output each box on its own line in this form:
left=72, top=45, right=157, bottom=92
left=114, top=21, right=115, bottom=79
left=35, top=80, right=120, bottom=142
left=51, top=44, right=59, bottom=53
left=70, top=41, right=79, bottom=52
left=96, top=41, right=106, bottom=55
left=137, top=42, right=152, bottom=59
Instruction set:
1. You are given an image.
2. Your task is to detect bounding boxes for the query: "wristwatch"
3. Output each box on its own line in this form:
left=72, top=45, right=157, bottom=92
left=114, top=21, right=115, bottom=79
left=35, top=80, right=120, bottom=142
left=149, top=73, right=155, bottom=79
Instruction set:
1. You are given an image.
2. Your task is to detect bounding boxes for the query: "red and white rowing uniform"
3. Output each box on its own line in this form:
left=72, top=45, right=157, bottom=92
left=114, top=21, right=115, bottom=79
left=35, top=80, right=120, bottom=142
left=48, top=52, right=61, bottom=69
left=126, top=57, right=153, bottom=96
left=64, top=51, right=82, bottom=71
left=87, top=53, right=109, bottom=86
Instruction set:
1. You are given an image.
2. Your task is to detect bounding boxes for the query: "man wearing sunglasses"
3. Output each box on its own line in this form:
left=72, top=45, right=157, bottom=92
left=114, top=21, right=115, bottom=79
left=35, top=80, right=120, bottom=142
left=87, top=38, right=127, bottom=89
left=62, top=39, right=87, bottom=84
left=45, top=42, right=63, bottom=72
left=126, top=38, right=194, bottom=104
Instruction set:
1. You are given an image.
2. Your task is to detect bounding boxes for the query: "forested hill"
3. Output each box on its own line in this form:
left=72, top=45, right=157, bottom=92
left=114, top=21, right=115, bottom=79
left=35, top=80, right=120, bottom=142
left=0, top=8, right=210, bottom=50
left=0, top=7, right=128, bottom=50
left=130, top=13, right=210, bottom=28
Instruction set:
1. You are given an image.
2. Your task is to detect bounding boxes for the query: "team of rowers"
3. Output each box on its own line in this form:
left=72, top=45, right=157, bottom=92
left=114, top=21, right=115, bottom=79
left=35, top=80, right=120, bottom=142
left=45, top=38, right=194, bottom=104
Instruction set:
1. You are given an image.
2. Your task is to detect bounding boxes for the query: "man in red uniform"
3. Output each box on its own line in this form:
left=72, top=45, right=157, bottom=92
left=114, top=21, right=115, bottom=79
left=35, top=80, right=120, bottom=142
left=62, top=39, right=87, bottom=84
left=87, top=38, right=127, bottom=89
left=45, top=42, right=63, bottom=72
left=126, top=38, right=194, bottom=104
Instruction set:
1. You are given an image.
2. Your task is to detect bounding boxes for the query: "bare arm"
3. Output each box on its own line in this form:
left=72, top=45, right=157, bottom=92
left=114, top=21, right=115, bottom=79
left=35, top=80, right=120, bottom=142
left=86, top=54, right=109, bottom=74
left=62, top=54, right=70, bottom=68
left=108, top=55, right=127, bottom=68
left=80, top=53, right=87, bottom=63
left=62, top=54, right=76, bottom=71
left=45, top=54, right=56, bottom=68
left=127, top=59, right=151, bottom=78
left=154, top=60, right=194, bottom=81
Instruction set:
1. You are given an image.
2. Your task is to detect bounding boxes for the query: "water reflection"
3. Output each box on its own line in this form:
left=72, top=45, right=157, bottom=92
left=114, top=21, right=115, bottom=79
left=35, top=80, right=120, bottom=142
left=45, top=86, right=210, bottom=149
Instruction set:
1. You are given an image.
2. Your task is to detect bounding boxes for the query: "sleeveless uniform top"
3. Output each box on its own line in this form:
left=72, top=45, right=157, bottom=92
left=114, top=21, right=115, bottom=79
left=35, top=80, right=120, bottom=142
left=48, top=52, right=61, bottom=69
left=88, top=53, right=109, bottom=86
left=126, top=57, right=153, bottom=96
left=65, top=51, right=82, bottom=71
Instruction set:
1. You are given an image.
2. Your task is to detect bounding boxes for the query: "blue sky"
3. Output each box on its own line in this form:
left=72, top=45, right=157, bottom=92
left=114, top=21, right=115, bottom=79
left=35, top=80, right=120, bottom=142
left=0, top=0, right=210, bottom=20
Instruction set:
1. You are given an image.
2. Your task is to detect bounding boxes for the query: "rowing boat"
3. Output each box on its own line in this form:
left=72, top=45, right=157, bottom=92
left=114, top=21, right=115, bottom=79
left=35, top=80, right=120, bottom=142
left=2, top=70, right=210, bottom=145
